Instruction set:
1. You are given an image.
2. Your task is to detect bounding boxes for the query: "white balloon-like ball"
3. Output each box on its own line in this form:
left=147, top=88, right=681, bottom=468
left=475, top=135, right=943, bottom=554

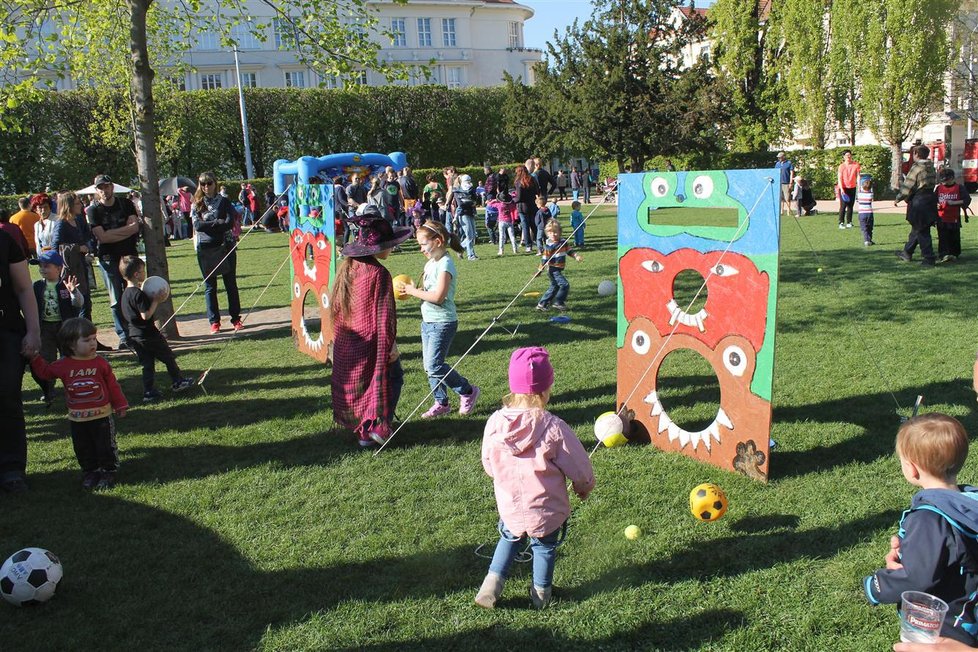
left=597, top=280, right=616, bottom=297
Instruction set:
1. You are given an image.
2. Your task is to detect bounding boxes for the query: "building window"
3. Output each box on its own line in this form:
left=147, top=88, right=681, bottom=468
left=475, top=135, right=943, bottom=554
left=446, top=66, right=462, bottom=89
left=442, top=18, right=456, bottom=47
left=348, top=70, right=368, bottom=86
left=391, top=18, right=406, bottom=47
left=699, top=44, right=711, bottom=63
left=273, top=17, right=297, bottom=50
left=323, top=74, right=340, bottom=89
left=167, top=75, right=186, bottom=91
left=200, top=73, right=223, bottom=90
left=231, top=21, right=260, bottom=50
left=427, top=66, right=441, bottom=85
left=508, top=22, right=521, bottom=48
left=239, top=72, right=257, bottom=88
left=418, top=18, right=432, bottom=47
left=198, top=31, right=220, bottom=51
left=285, top=71, right=306, bottom=88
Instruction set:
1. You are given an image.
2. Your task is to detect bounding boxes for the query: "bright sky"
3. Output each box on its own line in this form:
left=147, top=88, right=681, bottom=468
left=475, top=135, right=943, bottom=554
left=520, top=0, right=714, bottom=50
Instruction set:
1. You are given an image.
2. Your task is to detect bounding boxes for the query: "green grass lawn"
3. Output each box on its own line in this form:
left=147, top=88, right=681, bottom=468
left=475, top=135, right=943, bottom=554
left=3, top=206, right=977, bottom=650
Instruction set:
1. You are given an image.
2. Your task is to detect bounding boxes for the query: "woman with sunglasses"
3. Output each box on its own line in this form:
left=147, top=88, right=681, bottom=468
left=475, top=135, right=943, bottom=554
left=191, top=173, right=242, bottom=334
left=52, top=191, right=94, bottom=319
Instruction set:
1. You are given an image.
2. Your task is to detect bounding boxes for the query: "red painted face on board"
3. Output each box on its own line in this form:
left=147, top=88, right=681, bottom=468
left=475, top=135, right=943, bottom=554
left=290, top=229, right=332, bottom=363
left=620, top=248, right=769, bottom=352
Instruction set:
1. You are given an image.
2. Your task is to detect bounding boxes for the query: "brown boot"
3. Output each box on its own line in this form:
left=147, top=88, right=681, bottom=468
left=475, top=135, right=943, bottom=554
left=474, top=572, right=505, bottom=609
left=530, top=585, right=552, bottom=610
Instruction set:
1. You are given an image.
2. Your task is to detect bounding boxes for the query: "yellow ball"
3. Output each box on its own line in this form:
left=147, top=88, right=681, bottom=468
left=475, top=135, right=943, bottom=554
left=392, top=274, right=412, bottom=301
left=594, top=411, right=627, bottom=448
left=817, top=267, right=823, bottom=273
left=689, top=483, right=728, bottom=522
left=624, top=525, right=641, bottom=540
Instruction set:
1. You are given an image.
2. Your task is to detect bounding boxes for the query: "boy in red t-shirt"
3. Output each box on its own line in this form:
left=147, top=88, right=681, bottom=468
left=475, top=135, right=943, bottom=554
left=837, top=150, right=861, bottom=229
left=29, top=317, right=128, bottom=490
left=935, top=168, right=971, bottom=263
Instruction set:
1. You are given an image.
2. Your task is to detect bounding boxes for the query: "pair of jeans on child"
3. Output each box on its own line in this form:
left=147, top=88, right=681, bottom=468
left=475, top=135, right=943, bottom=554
left=488, top=520, right=562, bottom=590
left=421, top=320, right=473, bottom=404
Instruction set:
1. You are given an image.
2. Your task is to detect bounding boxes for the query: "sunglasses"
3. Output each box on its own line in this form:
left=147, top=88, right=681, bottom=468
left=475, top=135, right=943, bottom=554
left=199, top=180, right=214, bottom=186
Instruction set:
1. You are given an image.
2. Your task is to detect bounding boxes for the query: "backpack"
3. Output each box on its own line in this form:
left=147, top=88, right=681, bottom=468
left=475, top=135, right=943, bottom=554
left=455, top=188, right=477, bottom=216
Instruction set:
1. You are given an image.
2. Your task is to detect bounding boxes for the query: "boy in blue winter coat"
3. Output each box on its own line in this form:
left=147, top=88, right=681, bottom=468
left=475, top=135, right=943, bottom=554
left=864, top=413, right=978, bottom=647
left=30, top=250, right=83, bottom=404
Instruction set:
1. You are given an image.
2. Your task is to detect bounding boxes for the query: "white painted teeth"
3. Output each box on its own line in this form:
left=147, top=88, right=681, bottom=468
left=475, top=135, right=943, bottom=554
left=300, top=313, right=325, bottom=352
left=646, top=395, right=733, bottom=451
left=666, top=299, right=707, bottom=332
left=303, top=261, right=317, bottom=282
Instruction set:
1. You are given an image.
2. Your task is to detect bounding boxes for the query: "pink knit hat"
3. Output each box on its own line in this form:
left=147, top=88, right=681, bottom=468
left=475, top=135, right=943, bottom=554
left=508, top=347, right=554, bottom=394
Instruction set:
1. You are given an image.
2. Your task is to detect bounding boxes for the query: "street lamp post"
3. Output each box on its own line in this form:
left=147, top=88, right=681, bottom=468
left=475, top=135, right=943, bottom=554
left=233, top=45, right=255, bottom=180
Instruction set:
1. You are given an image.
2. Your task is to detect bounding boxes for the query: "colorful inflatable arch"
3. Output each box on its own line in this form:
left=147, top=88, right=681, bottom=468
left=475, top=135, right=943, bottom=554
left=273, top=152, right=407, bottom=363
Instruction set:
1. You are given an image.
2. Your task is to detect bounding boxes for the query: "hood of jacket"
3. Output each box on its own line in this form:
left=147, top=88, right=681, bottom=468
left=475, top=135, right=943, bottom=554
left=491, top=408, right=550, bottom=456
left=913, top=485, right=978, bottom=534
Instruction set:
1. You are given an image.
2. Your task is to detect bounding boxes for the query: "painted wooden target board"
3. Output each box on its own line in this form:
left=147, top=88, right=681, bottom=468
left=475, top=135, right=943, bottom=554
left=616, top=169, right=781, bottom=481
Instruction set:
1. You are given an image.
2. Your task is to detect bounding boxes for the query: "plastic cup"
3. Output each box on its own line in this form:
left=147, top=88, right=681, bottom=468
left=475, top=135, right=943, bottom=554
left=899, top=591, right=949, bottom=644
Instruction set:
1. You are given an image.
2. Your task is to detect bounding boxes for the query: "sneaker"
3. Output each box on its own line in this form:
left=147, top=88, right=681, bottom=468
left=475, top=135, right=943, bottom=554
left=524, top=246, right=532, bottom=253
left=117, top=340, right=131, bottom=351
left=358, top=438, right=376, bottom=448
left=459, top=386, right=481, bottom=415
left=142, top=389, right=163, bottom=403
left=941, top=254, right=955, bottom=263
left=421, top=403, right=451, bottom=419
left=368, top=431, right=388, bottom=446
left=232, top=319, right=244, bottom=332
left=209, top=323, right=220, bottom=335
left=895, top=251, right=912, bottom=263
left=846, top=223, right=853, bottom=228
left=838, top=223, right=845, bottom=229
left=536, top=304, right=549, bottom=312
left=94, top=471, right=116, bottom=491
left=497, top=251, right=503, bottom=256
left=468, top=255, right=479, bottom=261
left=172, top=378, right=195, bottom=392
left=552, top=304, right=568, bottom=312
left=864, top=241, right=871, bottom=247
left=81, top=471, right=100, bottom=491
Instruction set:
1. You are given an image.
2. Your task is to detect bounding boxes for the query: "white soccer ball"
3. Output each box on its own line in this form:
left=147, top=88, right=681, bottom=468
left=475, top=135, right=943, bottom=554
left=141, top=275, right=171, bottom=301
left=598, top=280, right=616, bottom=297
left=594, top=411, right=627, bottom=447
left=0, top=547, right=63, bottom=606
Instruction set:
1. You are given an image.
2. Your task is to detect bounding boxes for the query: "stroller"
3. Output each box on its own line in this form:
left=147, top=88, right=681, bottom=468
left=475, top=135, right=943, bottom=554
left=601, top=178, right=618, bottom=203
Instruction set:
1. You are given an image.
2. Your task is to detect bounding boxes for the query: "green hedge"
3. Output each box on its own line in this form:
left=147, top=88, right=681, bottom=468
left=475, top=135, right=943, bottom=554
left=598, top=146, right=894, bottom=200
left=0, top=86, right=525, bottom=195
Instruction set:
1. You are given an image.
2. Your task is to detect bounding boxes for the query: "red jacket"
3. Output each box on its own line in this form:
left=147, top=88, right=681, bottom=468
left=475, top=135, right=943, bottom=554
left=31, top=355, right=128, bottom=421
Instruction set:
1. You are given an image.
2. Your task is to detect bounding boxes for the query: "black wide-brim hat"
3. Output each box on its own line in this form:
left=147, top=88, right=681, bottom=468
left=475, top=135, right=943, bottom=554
left=340, top=206, right=412, bottom=257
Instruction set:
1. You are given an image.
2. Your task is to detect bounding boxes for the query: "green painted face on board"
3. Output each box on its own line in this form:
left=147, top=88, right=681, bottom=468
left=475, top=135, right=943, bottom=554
left=635, top=171, right=748, bottom=242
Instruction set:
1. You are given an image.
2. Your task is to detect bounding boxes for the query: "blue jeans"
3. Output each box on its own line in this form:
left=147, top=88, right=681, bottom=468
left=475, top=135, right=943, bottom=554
left=540, top=268, right=569, bottom=306
left=573, top=224, right=584, bottom=247
left=459, top=212, right=477, bottom=259
left=488, top=521, right=562, bottom=588
left=518, top=209, right=532, bottom=248
left=197, top=248, right=241, bottom=324
left=421, top=320, right=471, bottom=405
left=97, top=254, right=129, bottom=341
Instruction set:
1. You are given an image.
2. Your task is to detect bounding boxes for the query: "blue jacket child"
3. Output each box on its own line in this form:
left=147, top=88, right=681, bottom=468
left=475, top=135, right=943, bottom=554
left=864, top=486, right=978, bottom=645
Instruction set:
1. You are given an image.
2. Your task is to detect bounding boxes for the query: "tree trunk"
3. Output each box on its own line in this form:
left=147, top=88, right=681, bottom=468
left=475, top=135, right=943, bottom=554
left=129, top=0, right=178, bottom=338
left=889, top=141, right=903, bottom=192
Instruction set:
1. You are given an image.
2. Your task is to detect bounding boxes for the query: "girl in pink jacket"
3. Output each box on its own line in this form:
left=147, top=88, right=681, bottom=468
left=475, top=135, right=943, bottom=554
left=475, top=347, right=595, bottom=610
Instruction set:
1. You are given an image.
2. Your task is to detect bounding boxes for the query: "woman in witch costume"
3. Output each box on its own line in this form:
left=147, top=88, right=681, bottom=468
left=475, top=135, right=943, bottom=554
left=330, top=206, right=412, bottom=447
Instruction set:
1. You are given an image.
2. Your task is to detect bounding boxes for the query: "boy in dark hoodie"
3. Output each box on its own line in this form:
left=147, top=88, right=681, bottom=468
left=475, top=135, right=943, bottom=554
left=864, top=413, right=978, bottom=646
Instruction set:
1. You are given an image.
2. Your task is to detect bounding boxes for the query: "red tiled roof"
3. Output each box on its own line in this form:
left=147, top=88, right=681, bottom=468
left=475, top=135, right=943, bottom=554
left=678, top=6, right=709, bottom=18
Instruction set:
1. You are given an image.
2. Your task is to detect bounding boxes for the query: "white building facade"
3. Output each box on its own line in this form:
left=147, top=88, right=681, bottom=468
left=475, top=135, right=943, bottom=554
left=162, top=0, right=542, bottom=92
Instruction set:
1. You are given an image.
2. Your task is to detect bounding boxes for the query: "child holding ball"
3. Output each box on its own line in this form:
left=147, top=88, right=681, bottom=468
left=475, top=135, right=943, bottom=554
left=400, top=220, right=480, bottom=418
left=119, top=255, right=195, bottom=402
left=475, top=346, right=595, bottom=610
left=29, top=318, right=128, bottom=490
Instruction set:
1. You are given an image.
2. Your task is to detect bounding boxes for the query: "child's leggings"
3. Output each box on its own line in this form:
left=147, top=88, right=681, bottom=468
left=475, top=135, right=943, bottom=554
left=498, top=223, right=516, bottom=253
left=488, top=520, right=562, bottom=588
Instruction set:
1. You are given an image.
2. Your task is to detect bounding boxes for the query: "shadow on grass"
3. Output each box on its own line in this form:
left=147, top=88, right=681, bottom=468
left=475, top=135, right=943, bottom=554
left=772, top=379, right=976, bottom=480
left=0, top=495, right=479, bottom=651
left=350, top=608, right=745, bottom=651
left=569, top=509, right=900, bottom=599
